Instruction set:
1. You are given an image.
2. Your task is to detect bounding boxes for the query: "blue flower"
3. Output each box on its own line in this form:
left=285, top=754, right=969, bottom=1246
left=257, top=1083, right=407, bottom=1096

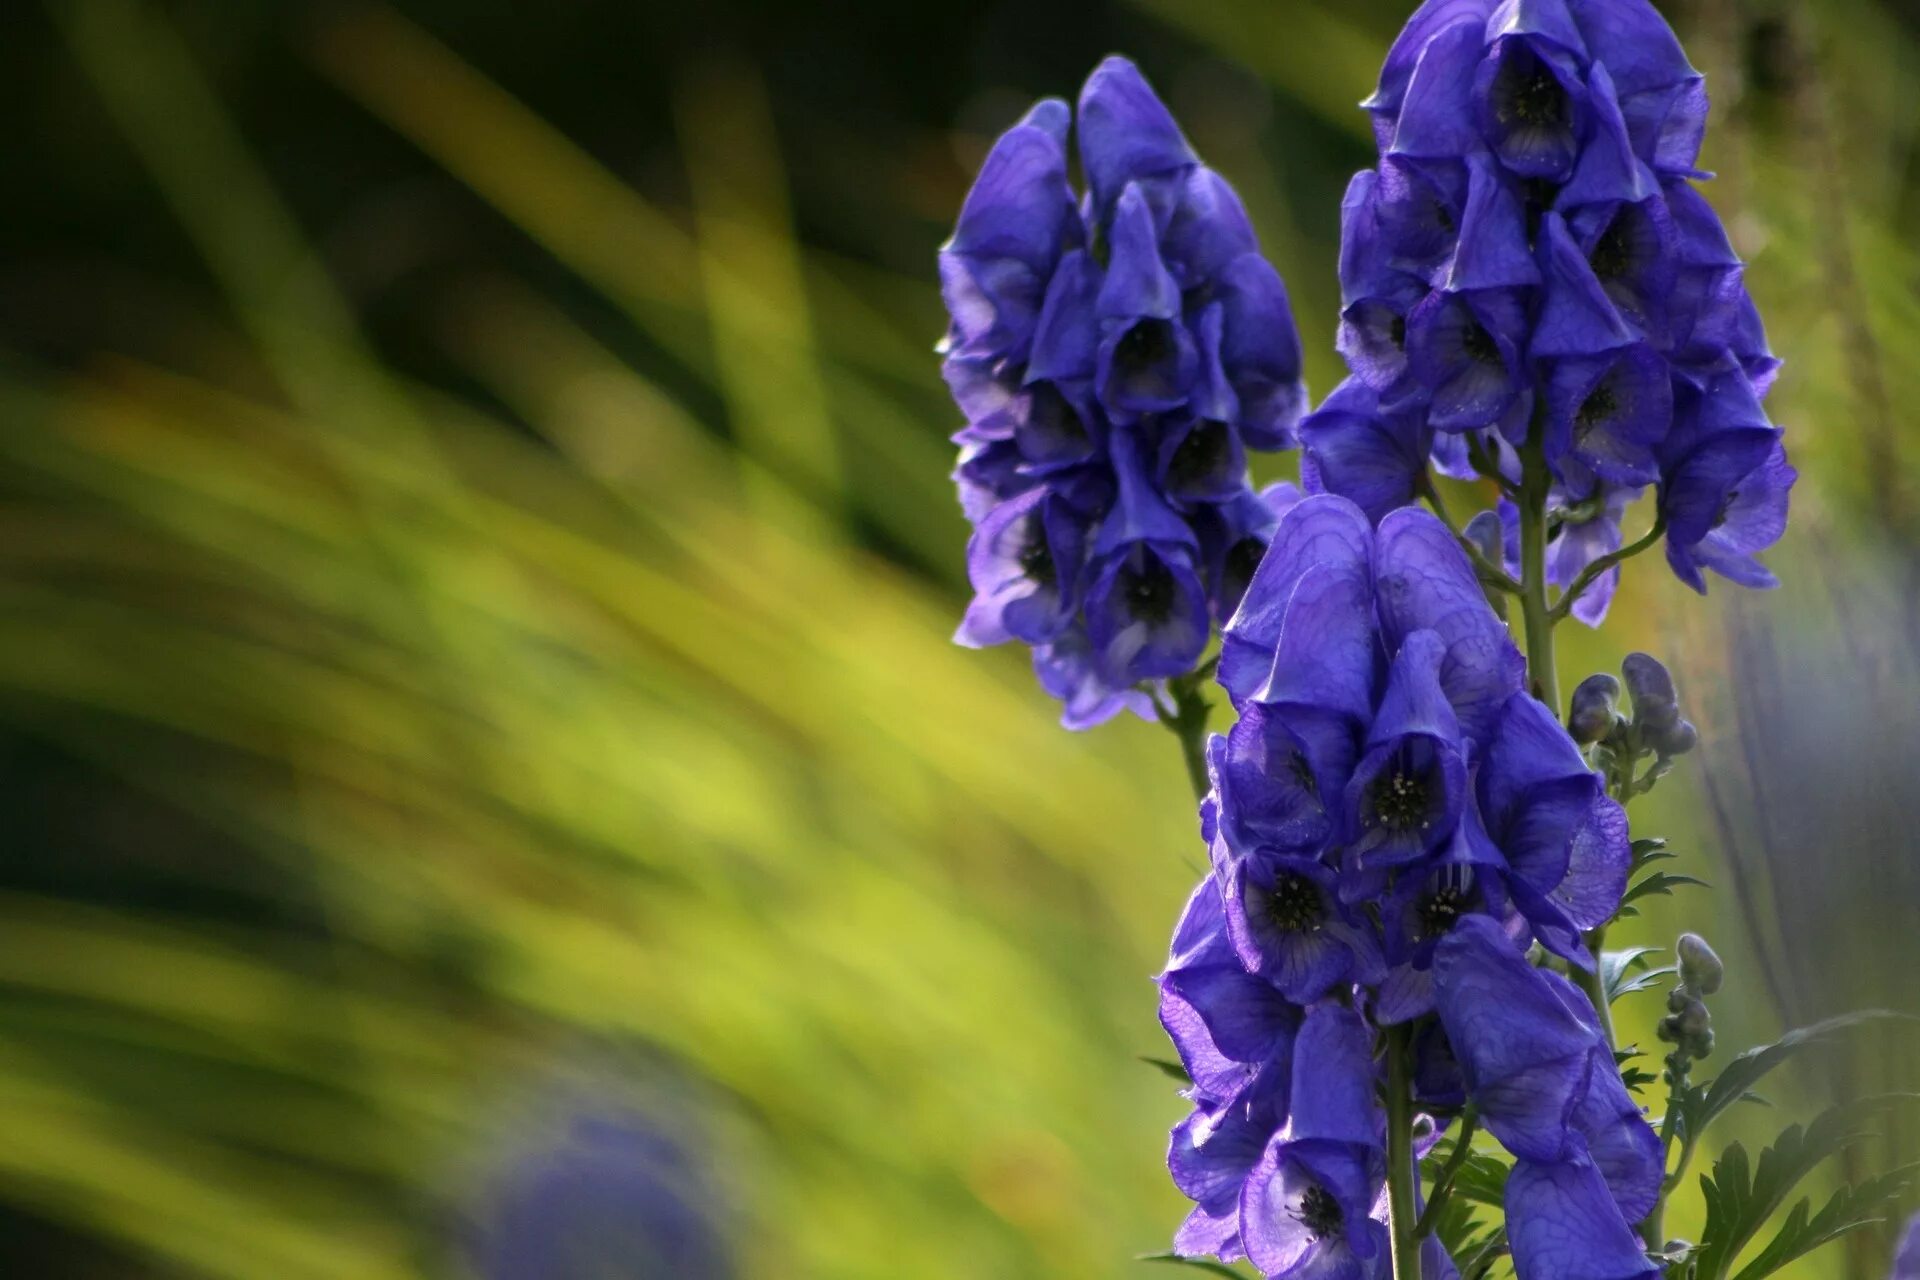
left=939, top=57, right=1309, bottom=726
left=1432, top=917, right=1660, bottom=1222
left=1343, top=630, right=1470, bottom=871
left=1226, top=853, right=1385, bottom=1002
left=1300, top=378, right=1435, bottom=527
left=1893, top=1212, right=1920, bottom=1280
left=1478, top=693, right=1628, bottom=966
left=1320, top=0, right=1791, bottom=597
left=1431, top=915, right=1599, bottom=1162
left=1505, top=1155, right=1660, bottom=1280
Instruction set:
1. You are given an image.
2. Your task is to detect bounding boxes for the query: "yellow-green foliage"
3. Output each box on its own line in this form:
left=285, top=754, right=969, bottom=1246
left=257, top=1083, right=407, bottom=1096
left=0, top=2, right=1911, bottom=1277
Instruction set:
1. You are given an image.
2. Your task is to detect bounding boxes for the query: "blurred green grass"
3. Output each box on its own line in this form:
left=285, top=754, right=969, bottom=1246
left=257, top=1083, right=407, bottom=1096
left=0, top=0, right=1914, bottom=1275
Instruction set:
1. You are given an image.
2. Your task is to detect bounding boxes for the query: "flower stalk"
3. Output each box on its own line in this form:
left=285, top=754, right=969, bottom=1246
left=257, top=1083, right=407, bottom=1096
left=1385, top=1023, right=1424, bottom=1280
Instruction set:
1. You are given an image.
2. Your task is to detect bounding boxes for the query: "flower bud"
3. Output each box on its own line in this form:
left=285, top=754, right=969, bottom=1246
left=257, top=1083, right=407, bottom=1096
left=1677, top=933, right=1723, bottom=994
left=1675, top=996, right=1711, bottom=1039
left=1622, top=652, right=1682, bottom=734
left=1569, top=673, right=1623, bottom=746
left=1646, top=717, right=1698, bottom=759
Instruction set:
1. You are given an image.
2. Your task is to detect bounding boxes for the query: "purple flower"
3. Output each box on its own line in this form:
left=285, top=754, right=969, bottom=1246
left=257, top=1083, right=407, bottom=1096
left=1226, top=853, right=1384, bottom=1003
left=938, top=57, right=1309, bottom=726
left=1505, top=1155, right=1661, bottom=1280
left=1240, top=1137, right=1389, bottom=1278
left=1343, top=630, right=1470, bottom=871
left=1322, top=0, right=1791, bottom=598
left=938, top=100, right=1079, bottom=367
left=1432, top=915, right=1599, bottom=1162
left=1300, top=378, right=1435, bottom=527
left=1433, top=918, right=1659, bottom=1227
left=1478, top=693, right=1628, bottom=966
left=1893, top=1212, right=1920, bottom=1280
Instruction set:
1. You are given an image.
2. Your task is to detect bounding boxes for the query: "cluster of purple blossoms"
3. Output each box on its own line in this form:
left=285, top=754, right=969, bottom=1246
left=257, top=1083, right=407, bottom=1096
left=939, top=57, right=1307, bottom=726
left=1160, top=495, right=1660, bottom=1278
left=1302, top=0, right=1795, bottom=623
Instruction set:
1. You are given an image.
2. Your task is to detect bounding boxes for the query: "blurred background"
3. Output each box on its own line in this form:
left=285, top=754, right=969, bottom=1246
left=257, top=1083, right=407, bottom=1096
left=0, top=0, right=1915, bottom=1276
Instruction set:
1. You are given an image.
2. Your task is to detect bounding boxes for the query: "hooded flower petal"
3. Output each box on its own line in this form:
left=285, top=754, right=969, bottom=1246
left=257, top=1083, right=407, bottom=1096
left=1227, top=855, right=1383, bottom=1002
left=1373, top=508, right=1528, bottom=747
left=1220, top=494, right=1377, bottom=704
left=1300, top=380, right=1436, bottom=526
left=1432, top=916, right=1596, bottom=1161
left=1240, top=1135, right=1386, bottom=1278
left=1504, top=1154, right=1662, bottom=1280
left=1077, top=56, right=1198, bottom=220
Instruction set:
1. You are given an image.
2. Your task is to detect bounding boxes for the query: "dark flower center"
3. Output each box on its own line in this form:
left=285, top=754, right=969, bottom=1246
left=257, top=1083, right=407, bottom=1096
left=1024, top=383, right=1089, bottom=452
left=1418, top=886, right=1467, bottom=938
left=1289, top=749, right=1318, bottom=796
left=1500, top=61, right=1569, bottom=129
left=1267, top=873, right=1325, bottom=933
left=1298, top=1184, right=1344, bottom=1239
left=1712, top=487, right=1739, bottom=529
left=1167, top=421, right=1230, bottom=494
left=1390, top=313, right=1408, bottom=350
left=1123, top=560, right=1177, bottom=624
left=1019, top=526, right=1055, bottom=587
left=1575, top=382, right=1620, bottom=438
left=1589, top=213, right=1635, bottom=283
left=1371, top=770, right=1430, bottom=831
left=1462, top=320, right=1501, bottom=367
left=1116, top=320, right=1174, bottom=373
left=1224, top=537, right=1266, bottom=606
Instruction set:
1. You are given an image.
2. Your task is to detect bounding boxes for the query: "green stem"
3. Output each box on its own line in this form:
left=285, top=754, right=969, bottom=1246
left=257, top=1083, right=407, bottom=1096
left=1548, top=516, right=1667, bottom=625
left=1516, top=431, right=1559, bottom=715
left=1386, top=1024, right=1425, bottom=1280
left=1157, top=671, right=1213, bottom=804
left=1639, top=1055, right=1695, bottom=1250
left=1414, top=1107, right=1479, bottom=1239
left=1516, top=424, right=1621, bottom=1055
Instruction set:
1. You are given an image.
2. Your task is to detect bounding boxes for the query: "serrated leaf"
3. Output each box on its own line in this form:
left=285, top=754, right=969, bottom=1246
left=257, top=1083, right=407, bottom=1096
left=1620, top=870, right=1708, bottom=908
left=1683, top=1012, right=1914, bottom=1143
left=1445, top=1149, right=1513, bottom=1209
left=1620, top=1064, right=1660, bottom=1095
left=1141, top=1056, right=1191, bottom=1084
left=1602, top=946, right=1676, bottom=1003
left=1137, top=1252, right=1246, bottom=1277
left=1694, top=1094, right=1919, bottom=1280
left=1728, top=1163, right=1919, bottom=1280
left=1425, top=1185, right=1493, bottom=1264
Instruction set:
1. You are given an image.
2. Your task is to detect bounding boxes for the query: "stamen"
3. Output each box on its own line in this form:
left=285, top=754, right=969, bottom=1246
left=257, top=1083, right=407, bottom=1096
left=1267, top=873, right=1326, bottom=933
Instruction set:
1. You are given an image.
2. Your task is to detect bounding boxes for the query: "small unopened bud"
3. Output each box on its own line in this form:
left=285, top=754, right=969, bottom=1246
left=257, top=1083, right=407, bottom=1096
left=1677, top=933, right=1724, bottom=995
left=1569, top=673, right=1623, bottom=745
left=1622, top=652, right=1682, bottom=734
left=1691, top=1028, right=1716, bottom=1059
left=1675, top=997, right=1711, bottom=1039
left=1646, top=717, right=1698, bottom=758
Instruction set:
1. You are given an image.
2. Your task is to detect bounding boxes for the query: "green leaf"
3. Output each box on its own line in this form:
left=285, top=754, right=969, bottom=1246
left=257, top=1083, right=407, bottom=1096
left=1601, top=946, right=1675, bottom=1003
left=1693, top=1094, right=1919, bottom=1280
left=1141, top=1056, right=1191, bottom=1084
left=1682, top=1012, right=1913, bottom=1144
left=1616, top=870, right=1707, bottom=917
left=1729, top=1163, right=1919, bottom=1280
left=1137, top=1252, right=1246, bottom=1277
left=1424, top=1189, right=1493, bottom=1267
left=1436, top=1146, right=1512, bottom=1209
left=1629, top=836, right=1670, bottom=869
